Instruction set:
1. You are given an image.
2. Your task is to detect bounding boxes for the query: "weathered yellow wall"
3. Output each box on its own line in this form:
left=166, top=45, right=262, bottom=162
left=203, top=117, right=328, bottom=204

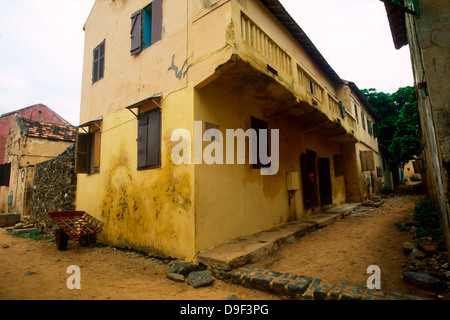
left=404, top=160, right=421, bottom=180
left=76, top=87, right=196, bottom=259
left=194, top=81, right=349, bottom=252
left=81, top=0, right=191, bottom=124
left=78, top=0, right=241, bottom=260
left=349, top=88, right=383, bottom=198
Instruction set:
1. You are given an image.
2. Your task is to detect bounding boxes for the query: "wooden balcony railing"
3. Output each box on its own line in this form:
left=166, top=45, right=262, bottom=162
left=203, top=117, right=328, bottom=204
left=241, top=13, right=292, bottom=76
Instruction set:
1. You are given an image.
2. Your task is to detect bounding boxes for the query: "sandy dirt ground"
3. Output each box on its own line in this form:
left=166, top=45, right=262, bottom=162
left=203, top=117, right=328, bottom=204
left=0, top=231, right=278, bottom=300
left=255, top=184, right=443, bottom=299
left=0, top=183, right=446, bottom=300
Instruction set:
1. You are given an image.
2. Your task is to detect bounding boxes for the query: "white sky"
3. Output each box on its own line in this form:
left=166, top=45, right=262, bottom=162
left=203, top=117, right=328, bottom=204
left=0, top=0, right=414, bottom=126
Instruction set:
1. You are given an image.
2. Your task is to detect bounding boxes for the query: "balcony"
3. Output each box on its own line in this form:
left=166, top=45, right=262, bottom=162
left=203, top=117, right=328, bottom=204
left=234, top=11, right=356, bottom=141
left=192, top=3, right=357, bottom=142
left=240, top=13, right=292, bottom=77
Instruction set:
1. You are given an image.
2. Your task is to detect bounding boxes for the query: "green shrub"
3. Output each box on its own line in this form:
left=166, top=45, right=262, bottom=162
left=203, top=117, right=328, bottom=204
left=410, top=175, right=421, bottom=181
left=412, top=199, right=442, bottom=241
left=380, top=184, right=393, bottom=195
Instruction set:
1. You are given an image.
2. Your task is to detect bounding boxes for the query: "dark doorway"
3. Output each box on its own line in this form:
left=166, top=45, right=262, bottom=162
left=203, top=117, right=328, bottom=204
left=301, top=150, right=318, bottom=209
left=318, top=157, right=333, bottom=205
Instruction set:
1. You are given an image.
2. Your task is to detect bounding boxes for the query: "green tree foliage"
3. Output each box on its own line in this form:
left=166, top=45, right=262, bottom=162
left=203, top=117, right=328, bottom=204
left=361, top=86, right=420, bottom=167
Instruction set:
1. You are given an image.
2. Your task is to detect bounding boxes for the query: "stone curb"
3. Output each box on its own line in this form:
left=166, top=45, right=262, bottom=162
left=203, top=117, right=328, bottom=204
left=197, top=203, right=361, bottom=271
left=216, top=265, right=426, bottom=301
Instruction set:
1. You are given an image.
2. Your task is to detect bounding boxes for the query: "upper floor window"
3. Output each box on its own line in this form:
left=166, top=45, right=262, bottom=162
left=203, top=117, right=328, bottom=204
left=354, top=104, right=359, bottom=124
left=130, top=0, right=163, bottom=55
left=361, top=112, right=366, bottom=130
left=367, top=119, right=373, bottom=136
left=92, top=40, right=105, bottom=84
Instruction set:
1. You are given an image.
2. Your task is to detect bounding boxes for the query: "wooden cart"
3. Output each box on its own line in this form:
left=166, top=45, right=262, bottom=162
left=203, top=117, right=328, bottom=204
left=48, top=211, right=103, bottom=251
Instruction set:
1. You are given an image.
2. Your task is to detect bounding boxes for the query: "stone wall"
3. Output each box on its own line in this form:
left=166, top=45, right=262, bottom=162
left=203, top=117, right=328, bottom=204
left=30, top=144, right=76, bottom=231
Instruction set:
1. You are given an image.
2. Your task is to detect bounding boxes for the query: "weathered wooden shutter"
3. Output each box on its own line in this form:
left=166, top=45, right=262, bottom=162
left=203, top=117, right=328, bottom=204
left=360, top=150, right=375, bottom=172
left=0, top=163, right=11, bottom=186
left=93, top=46, right=99, bottom=82
left=76, top=132, right=89, bottom=174
left=368, top=119, right=373, bottom=136
left=138, top=113, right=149, bottom=169
left=361, top=112, right=366, bottom=130
left=98, top=42, right=105, bottom=79
left=151, top=0, right=163, bottom=45
left=130, top=9, right=143, bottom=55
left=147, top=108, right=161, bottom=168
left=138, top=109, right=161, bottom=169
left=93, top=130, right=101, bottom=171
left=376, top=166, right=383, bottom=178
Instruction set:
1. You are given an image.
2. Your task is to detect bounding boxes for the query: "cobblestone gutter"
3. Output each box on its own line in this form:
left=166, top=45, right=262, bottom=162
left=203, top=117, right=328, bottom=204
left=215, top=265, right=426, bottom=300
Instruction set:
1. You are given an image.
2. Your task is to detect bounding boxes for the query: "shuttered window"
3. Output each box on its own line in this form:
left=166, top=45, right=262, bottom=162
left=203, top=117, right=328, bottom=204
left=76, top=129, right=102, bottom=174
left=93, top=40, right=105, bottom=83
left=138, top=108, right=161, bottom=169
left=0, top=163, right=11, bottom=187
left=367, top=119, right=373, bottom=136
left=360, top=150, right=375, bottom=172
left=361, top=112, right=366, bottom=130
left=130, top=0, right=163, bottom=56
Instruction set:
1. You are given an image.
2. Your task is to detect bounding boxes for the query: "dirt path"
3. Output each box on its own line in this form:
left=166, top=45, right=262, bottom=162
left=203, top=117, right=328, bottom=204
left=0, top=184, right=445, bottom=300
left=0, top=229, right=280, bottom=300
left=255, top=184, right=439, bottom=299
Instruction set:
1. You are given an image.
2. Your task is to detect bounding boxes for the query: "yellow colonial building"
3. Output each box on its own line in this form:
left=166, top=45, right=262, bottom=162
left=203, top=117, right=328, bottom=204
left=76, top=0, right=382, bottom=261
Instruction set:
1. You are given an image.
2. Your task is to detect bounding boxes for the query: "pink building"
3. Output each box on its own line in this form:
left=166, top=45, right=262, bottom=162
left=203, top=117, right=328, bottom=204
left=0, top=104, right=70, bottom=165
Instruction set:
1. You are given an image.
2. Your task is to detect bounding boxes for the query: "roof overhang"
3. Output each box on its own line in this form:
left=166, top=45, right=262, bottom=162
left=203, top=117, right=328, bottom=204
left=382, top=0, right=409, bottom=49
left=343, top=80, right=378, bottom=119
left=125, top=93, right=162, bottom=118
left=78, top=116, right=103, bottom=133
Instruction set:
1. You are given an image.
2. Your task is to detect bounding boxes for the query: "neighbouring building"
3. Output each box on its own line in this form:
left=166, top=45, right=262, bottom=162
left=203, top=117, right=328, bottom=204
left=76, top=0, right=384, bottom=261
left=0, top=104, right=71, bottom=200
left=403, top=159, right=421, bottom=182
left=383, top=0, right=450, bottom=254
left=341, top=81, right=388, bottom=199
left=0, top=104, right=71, bottom=166
left=0, top=115, right=76, bottom=216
